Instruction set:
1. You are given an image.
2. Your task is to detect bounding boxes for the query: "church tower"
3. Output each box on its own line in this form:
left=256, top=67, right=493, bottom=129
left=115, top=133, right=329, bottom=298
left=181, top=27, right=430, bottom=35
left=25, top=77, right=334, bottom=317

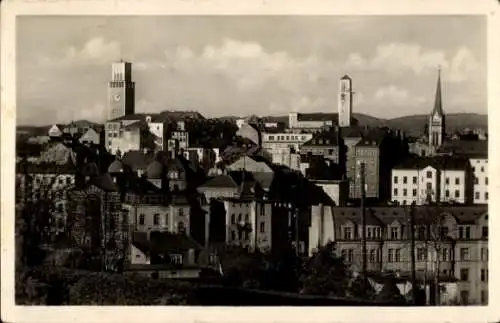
left=428, top=69, right=445, bottom=148
left=338, top=75, right=353, bottom=128
left=108, top=61, right=135, bottom=120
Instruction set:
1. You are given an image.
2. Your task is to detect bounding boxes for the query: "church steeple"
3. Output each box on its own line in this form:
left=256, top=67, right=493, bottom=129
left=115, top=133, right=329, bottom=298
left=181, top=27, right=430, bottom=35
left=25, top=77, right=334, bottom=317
left=432, top=67, right=444, bottom=117
left=428, top=68, right=446, bottom=149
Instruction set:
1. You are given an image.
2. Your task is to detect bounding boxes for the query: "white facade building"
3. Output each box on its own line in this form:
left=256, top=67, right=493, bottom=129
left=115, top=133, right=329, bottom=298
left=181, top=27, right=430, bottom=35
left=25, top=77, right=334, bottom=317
left=470, top=157, right=488, bottom=204
left=391, top=157, right=471, bottom=205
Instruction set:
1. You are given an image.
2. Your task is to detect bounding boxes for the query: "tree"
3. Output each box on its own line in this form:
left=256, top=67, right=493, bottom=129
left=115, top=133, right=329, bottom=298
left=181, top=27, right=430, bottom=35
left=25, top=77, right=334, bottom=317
left=375, top=276, right=406, bottom=304
left=219, top=246, right=265, bottom=288
left=299, top=242, right=349, bottom=297
left=349, top=276, right=376, bottom=300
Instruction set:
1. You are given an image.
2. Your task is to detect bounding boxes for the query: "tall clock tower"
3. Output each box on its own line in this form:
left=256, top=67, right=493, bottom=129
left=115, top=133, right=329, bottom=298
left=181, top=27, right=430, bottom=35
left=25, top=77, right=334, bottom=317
left=338, top=75, right=353, bottom=128
left=428, top=69, right=445, bottom=148
left=108, top=61, right=135, bottom=120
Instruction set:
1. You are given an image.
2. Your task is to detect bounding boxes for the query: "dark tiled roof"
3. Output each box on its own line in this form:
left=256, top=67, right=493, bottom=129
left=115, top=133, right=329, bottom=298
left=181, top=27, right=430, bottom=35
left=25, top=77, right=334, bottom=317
left=297, top=113, right=337, bottom=122
left=199, top=175, right=238, bottom=189
left=341, top=75, right=352, bottom=80
left=123, top=120, right=148, bottom=130
left=251, top=172, right=275, bottom=190
left=108, top=159, right=125, bottom=173
left=126, top=176, right=162, bottom=194
left=110, top=113, right=172, bottom=123
left=332, top=206, right=487, bottom=226
left=122, top=150, right=156, bottom=171
left=341, top=126, right=364, bottom=138
left=146, top=160, right=164, bottom=179
left=88, top=173, right=119, bottom=191
left=302, top=130, right=340, bottom=147
left=394, top=155, right=470, bottom=171
left=437, top=140, right=488, bottom=158
left=16, top=160, right=77, bottom=174
left=132, top=231, right=203, bottom=255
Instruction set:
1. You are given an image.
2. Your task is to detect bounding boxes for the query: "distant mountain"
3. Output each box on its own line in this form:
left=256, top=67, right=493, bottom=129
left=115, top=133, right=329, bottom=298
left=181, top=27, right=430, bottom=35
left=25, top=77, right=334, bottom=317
left=224, top=112, right=487, bottom=137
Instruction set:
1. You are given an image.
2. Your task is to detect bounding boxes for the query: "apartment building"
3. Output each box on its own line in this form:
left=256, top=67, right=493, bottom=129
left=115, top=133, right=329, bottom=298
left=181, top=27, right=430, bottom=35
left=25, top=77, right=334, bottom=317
left=391, top=156, right=472, bottom=205
left=308, top=205, right=488, bottom=305
left=470, top=156, right=488, bottom=204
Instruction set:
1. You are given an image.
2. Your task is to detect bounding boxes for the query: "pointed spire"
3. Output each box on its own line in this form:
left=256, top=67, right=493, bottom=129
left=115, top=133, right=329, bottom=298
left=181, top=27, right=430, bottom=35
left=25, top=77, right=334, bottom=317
left=432, top=67, right=444, bottom=116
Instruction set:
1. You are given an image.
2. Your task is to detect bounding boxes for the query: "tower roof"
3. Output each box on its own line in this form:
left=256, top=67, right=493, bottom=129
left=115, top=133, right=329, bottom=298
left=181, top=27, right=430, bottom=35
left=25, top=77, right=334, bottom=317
left=431, top=69, right=444, bottom=117
left=341, top=75, right=351, bottom=80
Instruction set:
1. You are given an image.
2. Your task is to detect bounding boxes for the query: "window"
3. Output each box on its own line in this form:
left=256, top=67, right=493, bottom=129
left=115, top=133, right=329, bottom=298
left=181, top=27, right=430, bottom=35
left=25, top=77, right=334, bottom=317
left=482, top=226, right=488, bottom=239
left=472, top=166, right=476, bottom=172
left=445, top=190, right=450, bottom=198
left=341, top=249, right=346, bottom=261
left=178, top=221, right=185, bottom=233
left=455, top=177, right=460, bottom=185
left=367, top=228, right=372, bottom=239
left=459, top=227, right=464, bottom=239
left=475, top=192, right=480, bottom=199
left=465, top=226, right=471, bottom=240
left=481, top=269, right=487, bottom=282
left=412, top=176, right=417, bottom=184
left=388, top=249, right=394, bottom=262
left=412, top=189, right=417, bottom=197
left=179, top=208, right=184, bottom=217
left=403, top=176, right=407, bottom=184
left=426, top=171, right=432, bottom=179
left=417, top=248, right=426, bottom=261
left=460, top=268, right=469, bottom=281
left=403, top=189, right=407, bottom=197
left=369, top=249, right=376, bottom=262
left=260, top=204, right=265, bottom=216
left=153, top=214, right=160, bottom=225
left=347, top=249, right=354, bottom=263
left=231, top=230, right=236, bottom=241
left=244, top=214, right=249, bottom=223
left=343, top=227, right=353, bottom=240
left=170, top=254, right=183, bottom=265
left=460, top=248, right=470, bottom=261
left=238, top=213, right=242, bottom=223
left=418, top=227, right=426, bottom=240
left=481, top=248, right=488, bottom=261
left=393, top=188, right=398, bottom=196
left=375, top=227, right=381, bottom=238
left=440, top=226, right=449, bottom=239
left=481, top=166, right=484, bottom=172
left=481, top=290, right=488, bottom=305
left=445, top=177, right=450, bottom=185
left=485, top=177, right=488, bottom=185
left=391, top=227, right=398, bottom=240
left=485, top=192, right=489, bottom=200
left=395, top=249, right=401, bottom=262
left=260, top=222, right=265, bottom=233
left=139, top=214, right=145, bottom=225
left=442, top=248, right=448, bottom=261
left=455, top=190, right=460, bottom=198
left=460, top=290, right=469, bottom=305
left=231, top=214, right=235, bottom=224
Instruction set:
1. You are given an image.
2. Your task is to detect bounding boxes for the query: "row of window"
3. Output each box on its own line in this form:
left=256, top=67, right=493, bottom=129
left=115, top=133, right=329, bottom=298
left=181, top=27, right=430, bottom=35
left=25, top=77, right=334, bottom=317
left=342, top=225, right=488, bottom=241
left=475, top=191, right=489, bottom=200
left=34, top=176, right=73, bottom=185
left=340, top=247, right=488, bottom=264
left=394, top=175, right=469, bottom=185
left=138, top=210, right=185, bottom=225
left=266, top=135, right=309, bottom=142
left=229, top=222, right=266, bottom=240
left=472, top=166, right=486, bottom=173
left=459, top=268, right=489, bottom=282
left=473, top=177, right=489, bottom=185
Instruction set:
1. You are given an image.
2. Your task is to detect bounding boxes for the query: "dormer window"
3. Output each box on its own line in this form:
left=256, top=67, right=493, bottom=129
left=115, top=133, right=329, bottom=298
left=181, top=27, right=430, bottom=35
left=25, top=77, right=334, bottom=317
left=343, top=226, right=353, bottom=240
left=390, top=227, right=399, bottom=240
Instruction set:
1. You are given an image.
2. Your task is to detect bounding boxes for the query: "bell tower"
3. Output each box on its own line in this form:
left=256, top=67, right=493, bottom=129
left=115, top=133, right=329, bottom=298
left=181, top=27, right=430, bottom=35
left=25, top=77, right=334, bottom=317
left=108, top=61, right=135, bottom=120
left=338, top=75, right=353, bottom=128
left=428, top=68, right=445, bottom=148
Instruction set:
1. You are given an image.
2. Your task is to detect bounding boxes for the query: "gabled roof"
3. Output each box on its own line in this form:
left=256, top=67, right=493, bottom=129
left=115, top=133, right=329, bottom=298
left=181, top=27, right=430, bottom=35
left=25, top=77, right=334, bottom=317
left=122, top=150, right=156, bottom=171
left=132, top=231, right=203, bottom=255
left=437, top=140, right=488, bottom=158
left=394, top=155, right=470, bottom=171
left=88, top=173, right=119, bottom=192
left=333, top=207, right=383, bottom=226
left=296, top=113, right=337, bottom=122
left=302, top=130, right=340, bottom=147
left=199, top=174, right=238, bottom=189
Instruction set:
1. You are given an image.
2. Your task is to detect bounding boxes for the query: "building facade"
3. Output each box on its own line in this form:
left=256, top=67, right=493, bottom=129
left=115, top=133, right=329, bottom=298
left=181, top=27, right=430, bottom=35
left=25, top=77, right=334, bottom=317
left=108, top=61, right=135, bottom=120
left=338, top=75, right=353, bottom=128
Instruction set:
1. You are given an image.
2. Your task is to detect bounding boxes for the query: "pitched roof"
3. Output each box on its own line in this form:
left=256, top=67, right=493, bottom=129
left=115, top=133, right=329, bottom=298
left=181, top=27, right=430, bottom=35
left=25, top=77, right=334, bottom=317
left=146, top=160, right=164, bottom=179
left=88, top=173, right=119, bottom=191
left=122, top=150, right=156, bottom=171
left=199, top=174, right=238, bottom=189
left=302, top=130, right=340, bottom=147
left=297, top=113, right=337, bottom=122
left=132, top=231, right=203, bottom=255
left=332, top=207, right=383, bottom=226
left=431, top=70, right=444, bottom=117
left=109, top=113, right=172, bottom=123
left=437, top=140, right=488, bottom=158
left=394, top=155, right=470, bottom=171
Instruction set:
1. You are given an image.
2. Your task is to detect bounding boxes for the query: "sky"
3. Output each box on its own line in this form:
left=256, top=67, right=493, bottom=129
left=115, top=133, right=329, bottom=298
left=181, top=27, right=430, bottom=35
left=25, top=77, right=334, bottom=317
left=17, top=15, right=486, bottom=125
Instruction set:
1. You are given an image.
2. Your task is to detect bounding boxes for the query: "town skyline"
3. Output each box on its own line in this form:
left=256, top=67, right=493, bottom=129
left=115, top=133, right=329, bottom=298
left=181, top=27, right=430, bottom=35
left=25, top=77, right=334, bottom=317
left=17, top=15, right=486, bottom=126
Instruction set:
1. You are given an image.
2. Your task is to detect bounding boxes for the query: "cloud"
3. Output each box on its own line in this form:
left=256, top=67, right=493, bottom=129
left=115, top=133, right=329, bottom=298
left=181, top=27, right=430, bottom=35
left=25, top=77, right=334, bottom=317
left=344, top=43, right=480, bottom=83
left=38, top=37, right=122, bottom=67
left=373, top=85, right=426, bottom=104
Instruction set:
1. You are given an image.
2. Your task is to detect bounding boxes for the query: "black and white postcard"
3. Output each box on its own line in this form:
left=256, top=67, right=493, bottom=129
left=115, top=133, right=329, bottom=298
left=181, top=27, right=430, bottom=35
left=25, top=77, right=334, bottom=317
left=1, top=0, right=499, bottom=322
